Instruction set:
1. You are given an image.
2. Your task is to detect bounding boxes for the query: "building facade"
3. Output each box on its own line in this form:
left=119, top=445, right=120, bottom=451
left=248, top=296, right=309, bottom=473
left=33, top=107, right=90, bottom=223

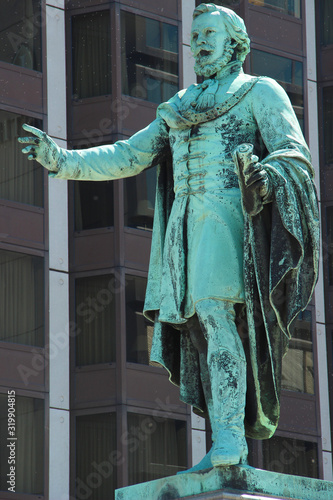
left=0, top=0, right=332, bottom=499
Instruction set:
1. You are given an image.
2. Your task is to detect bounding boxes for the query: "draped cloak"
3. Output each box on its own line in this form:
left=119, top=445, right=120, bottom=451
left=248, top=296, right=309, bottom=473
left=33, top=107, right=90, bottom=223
left=52, top=66, right=319, bottom=439
left=143, top=73, right=320, bottom=440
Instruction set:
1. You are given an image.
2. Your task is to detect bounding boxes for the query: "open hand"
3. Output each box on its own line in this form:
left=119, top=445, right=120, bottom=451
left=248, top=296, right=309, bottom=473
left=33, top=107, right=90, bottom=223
left=18, top=124, right=61, bottom=172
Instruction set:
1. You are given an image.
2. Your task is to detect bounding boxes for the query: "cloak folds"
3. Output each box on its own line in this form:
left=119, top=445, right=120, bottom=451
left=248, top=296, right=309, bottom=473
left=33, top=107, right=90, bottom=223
left=144, top=148, right=319, bottom=440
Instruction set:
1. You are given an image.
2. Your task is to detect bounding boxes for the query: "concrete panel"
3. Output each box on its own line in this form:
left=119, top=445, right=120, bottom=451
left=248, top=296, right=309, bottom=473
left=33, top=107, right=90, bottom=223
left=322, top=450, right=333, bottom=482
left=49, top=270, right=70, bottom=410
left=48, top=176, right=69, bottom=272
left=305, top=0, right=317, bottom=82
left=49, top=408, right=70, bottom=500
left=191, top=429, right=206, bottom=467
left=182, top=44, right=196, bottom=89
left=182, top=0, right=195, bottom=47
left=316, top=323, right=332, bottom=453
left=46, top=5, right=67, bottom=140
left=191, top=408, right=205, bottom=431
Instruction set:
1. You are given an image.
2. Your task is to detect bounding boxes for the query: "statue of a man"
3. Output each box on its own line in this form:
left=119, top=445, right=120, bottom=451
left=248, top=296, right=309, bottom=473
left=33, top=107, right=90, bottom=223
left=19, top=4, right=319, bottom=473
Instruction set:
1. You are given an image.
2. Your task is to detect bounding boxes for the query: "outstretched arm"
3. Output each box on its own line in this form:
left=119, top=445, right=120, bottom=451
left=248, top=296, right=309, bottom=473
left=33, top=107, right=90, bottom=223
left=19, top=118, right=170, bottom=181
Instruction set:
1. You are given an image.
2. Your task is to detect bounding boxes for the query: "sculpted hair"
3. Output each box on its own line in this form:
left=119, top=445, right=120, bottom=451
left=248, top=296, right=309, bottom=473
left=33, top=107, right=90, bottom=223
left=193, top=3, right=250, bottom=63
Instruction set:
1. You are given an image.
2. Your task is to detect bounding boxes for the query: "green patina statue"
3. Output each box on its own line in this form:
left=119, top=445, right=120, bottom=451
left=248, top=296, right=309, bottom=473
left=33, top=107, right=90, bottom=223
left=19, top=4, right=319, bottom=473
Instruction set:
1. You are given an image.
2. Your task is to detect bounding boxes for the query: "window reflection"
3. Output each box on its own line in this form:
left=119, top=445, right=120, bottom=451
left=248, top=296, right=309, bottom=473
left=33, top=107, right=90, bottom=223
left=72, top=11, right=111, bottom=99
left=326, top=206, right=333, bottom=286
left=0, top=249, right=44, bottom=347
left=282, top=310, right=314, bottom=394
left=127, top=413, right=187, bottom=484
left=76, top=413, right=117, bottom=500
left=323, top=87, right=333, bottom=165
left=250, top=49, right=304, bottom=129
left=320, top=0, right=333, bottom=46
left=74, top=180, right=114, bottom=231
left=121, top=11, right=179, bottom=103
left=0, top=0, right=42, bottom=71
left=126, top=275, right=158, bottom=366
left=249, top=0, right=301, bottom=18
left=0, top=394, right=44, bottom=493
left=263, top=436, right=318, bottom=478
left=124, top=167, right=156, bottom=231
left=0, top=111, right=43, bottom=207
left=75, top=274, right=116, bottom=366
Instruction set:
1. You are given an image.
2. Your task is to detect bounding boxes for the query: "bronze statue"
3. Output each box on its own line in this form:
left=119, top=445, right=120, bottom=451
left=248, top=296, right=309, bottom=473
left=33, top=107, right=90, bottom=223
left=19, top=4, right=319, bottom=473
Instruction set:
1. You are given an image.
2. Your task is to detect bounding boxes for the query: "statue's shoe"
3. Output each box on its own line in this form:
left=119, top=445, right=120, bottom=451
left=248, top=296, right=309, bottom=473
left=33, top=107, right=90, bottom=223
left=211, top=431, right=248, bottom=467
left=177, top=448, right=213, bottom=474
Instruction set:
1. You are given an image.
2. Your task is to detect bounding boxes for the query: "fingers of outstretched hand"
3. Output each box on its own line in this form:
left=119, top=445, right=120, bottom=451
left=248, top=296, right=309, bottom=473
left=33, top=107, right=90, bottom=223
left=18, top=136, right=40, bottom=145
left=21, top=145, right=37, bottom=160
left=21, top=123, right=45, bottom=138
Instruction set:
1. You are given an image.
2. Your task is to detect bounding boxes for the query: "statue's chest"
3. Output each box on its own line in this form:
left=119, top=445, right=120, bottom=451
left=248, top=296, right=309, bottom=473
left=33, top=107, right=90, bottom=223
left=169, top=108, right=258, bottom=169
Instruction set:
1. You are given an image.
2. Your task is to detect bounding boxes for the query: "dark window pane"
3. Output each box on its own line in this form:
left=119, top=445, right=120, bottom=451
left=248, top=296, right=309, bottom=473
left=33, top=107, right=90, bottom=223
left=75, top=274, right=116, bottom=366
left=125, top=275, right=158, bottom=366
left=0, top=394, right=44, bottom=493
left=0, top=0, right=42, bottom=71
left=282, top=310, right=314, bottom=394
left=320, top=0, right=333, bottom=46
left=124, top=167, right=156, bottom=231
left=74, top=180, right=114, bottom=231
left=249, top=0, right=301, bottom=17
left=323, top=87, right=333, bottom=165
left=0, top=111, right=43, bottom=207
left=72, top=11, right=111, bottom=99
left=326, top=206, right=333, bottom=285
left=76, top=413, right=116, bottom=500
left=263, top=436, right=318, bottom=478
left=211, top=0, right=241, bottom=7
left=121, top=11, right=179, bottom=103
left=250, top=49, right=304, bottom=129
left=127, top=413, right=187, bottom=485
left=0, top=249, right=44, bottom=346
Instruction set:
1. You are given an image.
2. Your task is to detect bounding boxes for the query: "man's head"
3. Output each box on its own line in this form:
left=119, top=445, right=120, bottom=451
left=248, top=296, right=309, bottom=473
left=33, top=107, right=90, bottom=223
left=191, top=3, right=250, bottom=77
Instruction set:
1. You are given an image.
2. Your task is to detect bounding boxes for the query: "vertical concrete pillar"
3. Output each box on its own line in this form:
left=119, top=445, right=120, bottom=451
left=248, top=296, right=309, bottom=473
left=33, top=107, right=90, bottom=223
left=305, top=0, right=332, bottom=481
left=46, top=1, right=71, bottom=498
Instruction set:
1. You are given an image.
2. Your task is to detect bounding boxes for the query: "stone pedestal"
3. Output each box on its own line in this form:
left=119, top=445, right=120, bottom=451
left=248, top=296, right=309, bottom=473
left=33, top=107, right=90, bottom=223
left=115, top=465, right=333, bottom=499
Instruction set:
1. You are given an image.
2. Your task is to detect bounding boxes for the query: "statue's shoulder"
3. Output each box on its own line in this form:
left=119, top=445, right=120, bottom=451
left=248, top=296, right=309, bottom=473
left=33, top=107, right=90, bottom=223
left=248, top=74, right=288, bottom=99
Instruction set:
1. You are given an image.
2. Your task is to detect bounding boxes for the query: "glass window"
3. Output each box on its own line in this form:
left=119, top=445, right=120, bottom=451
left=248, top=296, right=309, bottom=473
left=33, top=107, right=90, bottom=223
left=72, top=11, right=111, bottom=99
left=323, top=87, right=333, bottom=165
left=262, top=436, right=318, bottom=478
left=125, top=275, right=160, bottom=366
left=121, top=11, right=179, bottom=103
left=126, top=275, right=159, bottom=366
left=250, top=49, right=304, bottom=129
left=124, top=167, right=156, bottom=231
left=0, top=393, right=44, bottom=494
left=76, top=413, right=117, bottom=500
left=0, top=110, right=43, bottom=207
left=127, top=413, right=187, bottom=485
left=75, top=274, right=116, bottom=366
left=320, top=0, right=333, bottom=46
left=74, top=180, right=114, bottom=231
left=0, top=0, right=42, bottom=71
left=0, top=249, right=44, bottom=346
left=282, top=310, right=314, bottom=394
left=249, top=0, right=301, bottom=18
left=326, top=206, right=333, bottom=285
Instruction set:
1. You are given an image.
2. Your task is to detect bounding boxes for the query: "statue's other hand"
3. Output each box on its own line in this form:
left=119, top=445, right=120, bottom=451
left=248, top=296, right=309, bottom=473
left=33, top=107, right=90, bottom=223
left=18, top=124, right=61, bottom=172
left=243, top=159, right=271, bottom=202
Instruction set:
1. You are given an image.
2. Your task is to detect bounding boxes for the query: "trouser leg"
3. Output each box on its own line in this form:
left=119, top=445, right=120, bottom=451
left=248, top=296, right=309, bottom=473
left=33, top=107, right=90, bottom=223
left=194, top=299, right=248, bottom=467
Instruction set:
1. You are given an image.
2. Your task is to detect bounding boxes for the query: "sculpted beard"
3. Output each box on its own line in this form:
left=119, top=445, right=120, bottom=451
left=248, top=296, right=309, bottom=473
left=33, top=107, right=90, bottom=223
left=194, top=39, right=235, bottom=78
